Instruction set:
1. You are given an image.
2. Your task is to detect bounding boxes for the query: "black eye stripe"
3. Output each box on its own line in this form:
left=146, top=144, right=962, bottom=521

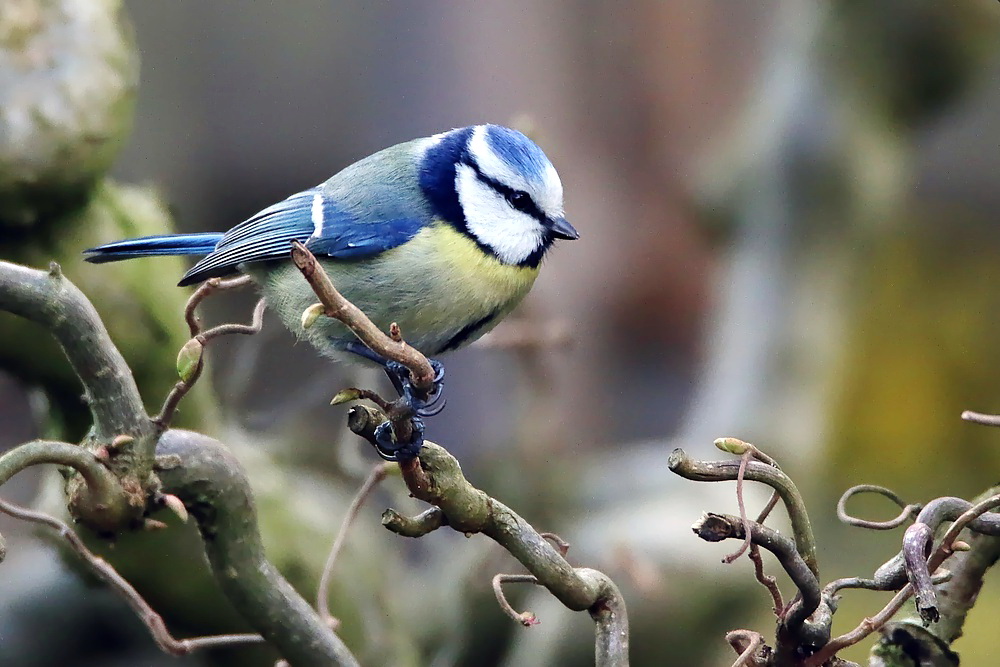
left=465, top=160, right=546, bottom=222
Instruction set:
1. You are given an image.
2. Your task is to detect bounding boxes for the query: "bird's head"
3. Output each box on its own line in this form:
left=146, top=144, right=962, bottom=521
left=419, top=124, right=578, bottom=267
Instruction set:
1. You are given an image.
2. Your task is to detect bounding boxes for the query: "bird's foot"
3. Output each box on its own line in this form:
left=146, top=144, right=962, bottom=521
left=373, top=416, right=425, bottom=462
left=384, top=359, right=446, bottom=417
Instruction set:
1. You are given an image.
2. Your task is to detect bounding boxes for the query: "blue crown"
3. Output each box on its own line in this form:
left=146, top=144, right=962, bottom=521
left=483, top=125, right=550, bottom=183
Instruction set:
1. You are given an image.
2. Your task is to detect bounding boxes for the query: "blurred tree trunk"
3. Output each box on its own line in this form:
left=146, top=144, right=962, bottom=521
left=0, top=0, right=218, bottom=438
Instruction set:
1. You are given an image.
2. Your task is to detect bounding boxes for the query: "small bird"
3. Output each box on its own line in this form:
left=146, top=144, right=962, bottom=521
left=86, top=124, right=578, bottom=459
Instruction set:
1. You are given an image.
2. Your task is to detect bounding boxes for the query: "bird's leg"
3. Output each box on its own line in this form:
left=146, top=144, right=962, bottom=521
left=343, top=342, right=446, bottom=461
left=343, top=342, right=446, bottom=417
left=385, top=359, right=446, bottom=417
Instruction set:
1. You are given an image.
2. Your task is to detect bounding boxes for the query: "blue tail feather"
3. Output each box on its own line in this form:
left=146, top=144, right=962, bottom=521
left=84, top=233, right=224, bottom=264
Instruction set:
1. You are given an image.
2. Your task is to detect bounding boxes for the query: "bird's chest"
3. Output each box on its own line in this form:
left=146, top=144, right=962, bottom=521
left=265, top=224, right=539, bottom=355
left=352, top=225, right=538, bottom=346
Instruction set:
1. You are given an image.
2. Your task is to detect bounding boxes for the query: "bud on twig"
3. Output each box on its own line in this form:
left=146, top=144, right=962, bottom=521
left=301, top=303, right=326, bottom=330
left=714, top=437, right=751, bottom=455
left=331, top=388, right=363, bottom=406
left=175, top=339, right=204, bottom=383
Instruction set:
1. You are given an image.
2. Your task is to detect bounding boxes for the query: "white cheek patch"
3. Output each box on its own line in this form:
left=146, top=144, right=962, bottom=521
left=455, top=164, right=544, bottom=265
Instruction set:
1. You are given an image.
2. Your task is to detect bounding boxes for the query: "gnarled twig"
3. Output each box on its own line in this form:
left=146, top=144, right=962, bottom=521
left=155, top=294, right=265, bottom=430
left=350, top=407, right=629, bottom=666
left=0, top=496, right=264, bottom=656
left=806, top=492, right=1000, bottom=665
left=837, top=484, right=921, bottom=531
left=156, top=429, right=360, bottom=667
left=381, top=507, right=447, bottom=537
left=0, top=260, right=150, bottom=447
left=492, top=574, right=542, bottom=626
left=669, top=448, right=818, bottom=576
left=726, top=629, right=767, bottom=667
left=692, top=513, right=820, bottom=638
left=290, top=241, right=433, bottom=390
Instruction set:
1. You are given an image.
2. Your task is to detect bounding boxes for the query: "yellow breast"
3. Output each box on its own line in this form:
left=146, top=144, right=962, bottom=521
left=263, top=221, right=540, bottom=357
left=414, top=222, right=540, bottom=299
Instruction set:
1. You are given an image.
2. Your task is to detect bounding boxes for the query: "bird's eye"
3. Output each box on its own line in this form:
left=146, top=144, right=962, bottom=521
left=508, top=191, right=532, bottom=212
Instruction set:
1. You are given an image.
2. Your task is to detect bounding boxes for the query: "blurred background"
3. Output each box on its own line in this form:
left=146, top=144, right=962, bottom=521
left=2, top=1, right=1000, bottom=665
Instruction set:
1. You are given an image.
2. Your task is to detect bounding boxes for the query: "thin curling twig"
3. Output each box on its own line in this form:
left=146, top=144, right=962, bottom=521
left=692, top=513, right=820, bottom=634
left=837, top=484, right=921, bottom=530
left=749, top=545, right=783, bottom=615
left=316, top=463, right=392, bottom=627
left=349, top=407, right=629, bottom=665
left=199, top=298, right=267, bottom=342
left=290, top=241, right=434, bottom=390
left=806, top=493, right=1000, bottom=666
left=669, top=448, right=818, bottom=576
left=713, top=440, right=783, bottom=567
left=541, top=532, right=571, bottom=557
left=184, top=275, right=253, bottom=337
left=726, top=629, right=766, bottom=667
left=723, top=451, right=754, bottom=564
left=155, top=297, right=266, bottom=429
left=0, top=496, right=264, bottom=656
left=961, top=410, right=1000, bottom=427
left=493, top=574, right=542, bottom=626
left=723, top=450, right=784, bottom=615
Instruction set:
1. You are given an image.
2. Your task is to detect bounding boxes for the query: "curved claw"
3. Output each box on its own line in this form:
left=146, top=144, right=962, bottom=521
left=373, top=422, right=402, bottom=461
left=417, top=396, right=447, bottom=417
left=372, top=417, right=425, bottom=462
left=407, top=379, right=445, bottom=412
left=384, top=358, right=447, bottom=419
left=429, top=359, right=446, bottom=384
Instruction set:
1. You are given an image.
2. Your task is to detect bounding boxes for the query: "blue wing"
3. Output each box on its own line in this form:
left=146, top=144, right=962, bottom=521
left=178, top=187, right=425, bottom=286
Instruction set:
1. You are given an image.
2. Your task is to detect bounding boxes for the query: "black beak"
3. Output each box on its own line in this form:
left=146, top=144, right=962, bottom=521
left=549, top=216, right=580, bottom=240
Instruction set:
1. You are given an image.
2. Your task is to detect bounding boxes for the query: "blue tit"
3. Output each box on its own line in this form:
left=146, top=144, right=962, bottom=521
left=85, top=124, right=578, bottom=458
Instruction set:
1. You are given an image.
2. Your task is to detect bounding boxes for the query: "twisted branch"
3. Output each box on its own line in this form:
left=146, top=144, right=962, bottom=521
left=837, top=484, right=921, bottom=531
left=288, top=242, right=629, bottom=663
left=668, top=448, right=818, bottom=576
left=806, top=493, right=1000, bottom=665
left=0, top=260, right=150, bottom=446
left=351, top=408, right=629, bottom=665
left=0, top=259, right=358, bottom=665
left=156, top=429, right=360, bottom=666
left=156, top=284, right=265, bottom=430
left=692, top=513, right=820, bottom=637
left=0, top=496, right=264, bottom=656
